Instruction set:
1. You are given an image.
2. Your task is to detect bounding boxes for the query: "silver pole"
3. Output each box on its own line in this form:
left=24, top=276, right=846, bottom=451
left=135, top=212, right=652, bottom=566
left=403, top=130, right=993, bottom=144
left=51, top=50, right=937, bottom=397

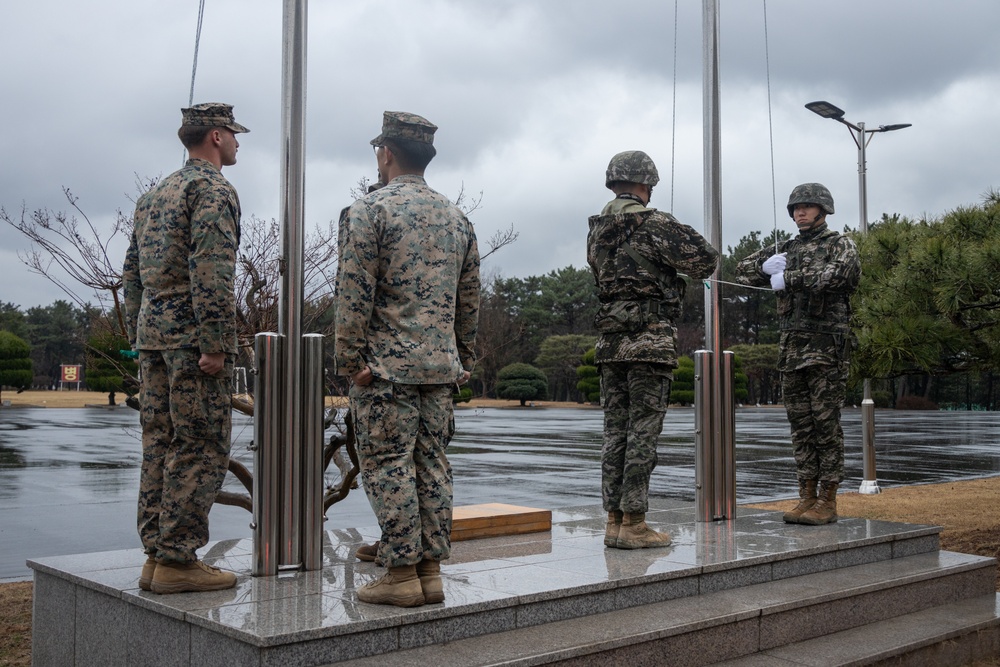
left=697, top=0, right=733, bottom=519
left=301, top=333, right=325, bottom=570
left=278, top=0, right=308, bottom=564
left=694, top=350, right=714, bottom=521
left=856, top=122, right=880, bottom=494
left=702, top=0, right=722, bottom=355
left=720, top=351, right=737, bottom=516
left=252, top=333, right=284, bottom=576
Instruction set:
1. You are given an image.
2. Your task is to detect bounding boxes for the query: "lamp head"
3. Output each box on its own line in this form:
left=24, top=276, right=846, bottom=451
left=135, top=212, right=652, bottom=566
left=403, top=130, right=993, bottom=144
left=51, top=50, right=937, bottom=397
left=805, top=100, right=845, bottom=119
left=878, top=123, right=913, bottom=132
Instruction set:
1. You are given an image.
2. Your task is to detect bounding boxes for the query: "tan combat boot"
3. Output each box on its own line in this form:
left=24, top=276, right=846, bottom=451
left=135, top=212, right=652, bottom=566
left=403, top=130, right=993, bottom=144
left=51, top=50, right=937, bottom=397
left=416, top=559, right=444, bottom=604
left=357, top=565, right=425, bottom=607
left=617, top=512, right=672, bottom=549
left=150, top=560, right=237, bottom=594
left=355, top=540, right=382, bottom=564
left=783, top=479, right=818, bottom=524
left=799, top=481, right=839, bottom=525
left=138, top=555, right=157, bottom=591
left=604, top=510, right=624, bottom=548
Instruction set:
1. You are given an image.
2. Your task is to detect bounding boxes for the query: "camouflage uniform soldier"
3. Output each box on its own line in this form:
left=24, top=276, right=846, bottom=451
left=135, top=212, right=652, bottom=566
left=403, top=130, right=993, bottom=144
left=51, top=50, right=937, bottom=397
left=123, top=103, right=248, bottom=593
left=335, top=111, right=480, bottom=607
left=735, top=183, right=860, bottom=525
left=587, top=151, right=719, bottom=549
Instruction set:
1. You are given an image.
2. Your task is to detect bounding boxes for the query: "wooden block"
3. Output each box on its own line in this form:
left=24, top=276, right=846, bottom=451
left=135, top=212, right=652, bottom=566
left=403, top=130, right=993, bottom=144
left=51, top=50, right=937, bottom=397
left=451, top=503, right=552, bottom=542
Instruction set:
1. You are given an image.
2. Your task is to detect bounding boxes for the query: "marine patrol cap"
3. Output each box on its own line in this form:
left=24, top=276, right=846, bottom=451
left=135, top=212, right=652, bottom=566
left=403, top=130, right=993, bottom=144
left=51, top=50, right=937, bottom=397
left=181, top=103, right=250, bottom=133
left=370, top=111, right=437, bottom=146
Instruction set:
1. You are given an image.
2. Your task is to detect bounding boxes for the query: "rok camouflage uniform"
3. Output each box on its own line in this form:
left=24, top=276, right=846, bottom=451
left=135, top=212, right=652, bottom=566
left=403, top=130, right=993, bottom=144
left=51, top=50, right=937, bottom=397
left=735, top=184, right=860, bottom=485
left=123, top=103, right=246, bottom=565
left=587, top=151, right=719, bottom=516
left=335, top=112, right=480, bottom=569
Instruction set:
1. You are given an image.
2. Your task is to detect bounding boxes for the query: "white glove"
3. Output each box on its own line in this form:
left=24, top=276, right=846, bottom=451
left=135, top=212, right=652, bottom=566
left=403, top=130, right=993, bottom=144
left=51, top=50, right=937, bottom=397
left=762, top=253, right=787, bottom=276
left=770, top=272, right=786, bottom=291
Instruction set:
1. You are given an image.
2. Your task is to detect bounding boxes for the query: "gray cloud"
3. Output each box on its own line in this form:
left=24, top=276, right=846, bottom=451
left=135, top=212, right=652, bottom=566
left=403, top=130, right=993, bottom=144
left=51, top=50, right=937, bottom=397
left=1, top=0, right=998, bottom=310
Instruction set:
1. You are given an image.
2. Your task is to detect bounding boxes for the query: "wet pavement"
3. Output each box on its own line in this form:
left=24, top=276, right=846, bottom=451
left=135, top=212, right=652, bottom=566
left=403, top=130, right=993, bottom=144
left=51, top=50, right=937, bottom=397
left=4, top=405, right=1000, bottom=581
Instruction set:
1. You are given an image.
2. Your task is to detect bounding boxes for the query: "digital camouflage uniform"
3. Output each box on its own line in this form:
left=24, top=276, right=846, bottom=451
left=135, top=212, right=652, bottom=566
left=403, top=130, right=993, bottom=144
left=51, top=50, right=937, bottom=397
left=335, top=112, right=480, bottom=568
left=735, top=219, right=860, bottom=484
left=123, top=103, right=246, bottom=565
left=587, top=189, right=719, bottom=514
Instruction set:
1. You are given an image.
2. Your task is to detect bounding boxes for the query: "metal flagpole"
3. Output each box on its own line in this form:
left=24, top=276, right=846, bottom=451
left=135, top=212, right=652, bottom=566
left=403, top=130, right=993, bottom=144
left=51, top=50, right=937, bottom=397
left=277, top=0, right=308, bottom=569
left=253, top=0, right=323, bottom=575
left=695, top=0, right=736, bottom=522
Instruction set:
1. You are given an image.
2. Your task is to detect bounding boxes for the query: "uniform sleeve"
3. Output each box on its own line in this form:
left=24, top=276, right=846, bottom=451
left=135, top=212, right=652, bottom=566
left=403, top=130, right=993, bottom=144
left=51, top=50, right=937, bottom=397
left=188, top=181, right=239, bottom=354
left=122, top=226, right=142, bottom=348
left=735, top=246, right=776, bottom=288
left=455, top=229, right=481, bottom=372
left=334, top=201, right=378, bottom=376
left=649, top=215, right=720, bottom=280
left=785, top=236, right=860, bottom=294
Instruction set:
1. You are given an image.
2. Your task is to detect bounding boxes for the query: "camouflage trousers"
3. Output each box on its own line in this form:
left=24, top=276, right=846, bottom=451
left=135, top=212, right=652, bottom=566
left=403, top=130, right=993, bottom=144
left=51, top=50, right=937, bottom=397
left=137, top=349, right=233, bottom=564
left=351, top=378, right=455, bottom=568
left=600, top=362, right=672, bottom=513
left=782, top=363, right=848, bottom=483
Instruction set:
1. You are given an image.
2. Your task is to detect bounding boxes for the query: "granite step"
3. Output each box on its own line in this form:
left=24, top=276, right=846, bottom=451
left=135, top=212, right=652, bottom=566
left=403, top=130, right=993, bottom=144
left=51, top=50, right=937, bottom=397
left=711, top=593, right=1000, bottom=666
left=328, top=550, right=996, bottom=666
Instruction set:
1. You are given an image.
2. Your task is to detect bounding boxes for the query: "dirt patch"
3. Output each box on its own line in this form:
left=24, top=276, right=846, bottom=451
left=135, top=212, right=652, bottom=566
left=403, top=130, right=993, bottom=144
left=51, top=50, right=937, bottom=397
left=0, top=581, right=32, bottom=666
left=0, top=390, right=120, bottom=409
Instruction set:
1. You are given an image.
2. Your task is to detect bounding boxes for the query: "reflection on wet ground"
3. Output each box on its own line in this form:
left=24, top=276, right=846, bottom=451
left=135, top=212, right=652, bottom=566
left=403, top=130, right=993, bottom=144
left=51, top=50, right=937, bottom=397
left=3, top=405, right=1000, bottom=580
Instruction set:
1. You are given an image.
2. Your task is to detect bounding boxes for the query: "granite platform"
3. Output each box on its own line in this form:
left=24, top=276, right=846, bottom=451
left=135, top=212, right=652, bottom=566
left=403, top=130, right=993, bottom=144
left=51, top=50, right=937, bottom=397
left=28, top=499, right=1000, bottom=666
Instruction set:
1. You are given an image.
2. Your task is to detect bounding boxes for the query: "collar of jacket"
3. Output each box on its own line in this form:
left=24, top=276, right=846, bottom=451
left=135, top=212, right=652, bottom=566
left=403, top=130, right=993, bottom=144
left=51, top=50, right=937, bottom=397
left=797, top=221, right=831, bottom=239
left=387, top=174, right=427, bottom=186
left=617, top=193, right=645, bottom=205
left=185, top=157, right=221, bottom=173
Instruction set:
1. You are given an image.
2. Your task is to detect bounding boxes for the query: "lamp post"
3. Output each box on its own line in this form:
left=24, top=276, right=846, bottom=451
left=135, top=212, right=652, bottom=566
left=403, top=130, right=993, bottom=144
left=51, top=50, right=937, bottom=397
left=805, top=100, right=911, bottom=495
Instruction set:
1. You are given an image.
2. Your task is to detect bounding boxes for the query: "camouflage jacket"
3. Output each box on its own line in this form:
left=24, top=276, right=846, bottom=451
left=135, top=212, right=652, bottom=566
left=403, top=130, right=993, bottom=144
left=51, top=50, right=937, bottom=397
left=586, top=195, right=719, bottom=367
left=123, top=158, right=241, bottom=354
left=334, top=174, right=481, bottom=384
left=735, top=222, right=860, bottom=370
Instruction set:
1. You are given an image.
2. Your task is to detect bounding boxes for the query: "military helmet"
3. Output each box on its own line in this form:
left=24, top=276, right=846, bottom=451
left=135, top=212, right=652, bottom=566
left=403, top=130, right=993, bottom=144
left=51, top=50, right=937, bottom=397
left=786, top=182, right=834, bottom=217
left=605, top=151, right=660, bottom=188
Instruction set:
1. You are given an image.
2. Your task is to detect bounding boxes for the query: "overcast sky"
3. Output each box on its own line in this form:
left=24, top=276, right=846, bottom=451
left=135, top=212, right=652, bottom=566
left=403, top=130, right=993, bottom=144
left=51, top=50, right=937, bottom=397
left=2, top=0, right=998, bottom=311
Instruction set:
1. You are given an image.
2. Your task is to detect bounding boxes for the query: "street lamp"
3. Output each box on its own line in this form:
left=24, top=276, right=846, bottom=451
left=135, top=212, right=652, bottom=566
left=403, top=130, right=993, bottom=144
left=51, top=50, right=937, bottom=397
left=805, top=100, right=911, bottom=496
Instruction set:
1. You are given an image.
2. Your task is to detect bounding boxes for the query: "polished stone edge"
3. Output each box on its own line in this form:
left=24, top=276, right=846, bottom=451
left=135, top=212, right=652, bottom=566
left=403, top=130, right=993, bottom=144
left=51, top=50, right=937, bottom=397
left=187, top=590, right=524, bottom=648
left=26, top=503, right=956, bottom=655
left=27, top=558, right=129, bottom=599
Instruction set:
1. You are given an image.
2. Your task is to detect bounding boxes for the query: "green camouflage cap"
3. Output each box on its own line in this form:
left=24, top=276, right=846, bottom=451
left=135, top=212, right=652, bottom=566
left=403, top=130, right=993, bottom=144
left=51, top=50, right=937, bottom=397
left=605, top=150, right=660, bottom=188
left=181, top=102, right=250, bottom=133
left=787, top=182, right=834, bottom=217
left=370, top=111, right=437, bottom=146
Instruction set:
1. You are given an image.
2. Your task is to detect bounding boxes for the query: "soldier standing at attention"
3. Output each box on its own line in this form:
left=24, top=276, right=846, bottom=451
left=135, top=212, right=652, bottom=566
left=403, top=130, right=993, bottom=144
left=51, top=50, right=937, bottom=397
left=735, top=183, right=860, bottom=525
left=588, top=151, right=719, bottom=549
left=335, top=111, right=480, bottom=607
left=123, top=103, right=247, bottom=593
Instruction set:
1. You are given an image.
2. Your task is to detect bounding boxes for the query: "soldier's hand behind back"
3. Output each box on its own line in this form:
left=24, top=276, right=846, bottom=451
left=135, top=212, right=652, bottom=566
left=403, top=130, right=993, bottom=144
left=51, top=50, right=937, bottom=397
left=199, top=352, right=226, bottom=376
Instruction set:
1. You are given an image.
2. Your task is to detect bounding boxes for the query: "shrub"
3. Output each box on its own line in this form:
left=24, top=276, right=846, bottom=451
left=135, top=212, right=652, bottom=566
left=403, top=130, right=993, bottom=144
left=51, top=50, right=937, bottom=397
left=0, top=331, right=33, bottom=402
left=496, top=363, right=548, bottom=406
left=576, top=348, right=600, bottom=404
